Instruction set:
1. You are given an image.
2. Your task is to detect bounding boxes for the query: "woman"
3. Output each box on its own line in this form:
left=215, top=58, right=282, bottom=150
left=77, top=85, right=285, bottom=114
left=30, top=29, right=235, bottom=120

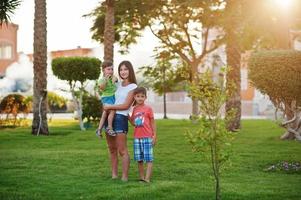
left=103, top=60, right=137, bottom=181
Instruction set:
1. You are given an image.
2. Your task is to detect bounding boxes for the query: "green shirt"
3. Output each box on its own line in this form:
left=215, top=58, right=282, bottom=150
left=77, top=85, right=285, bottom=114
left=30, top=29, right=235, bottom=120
left=97, top=77, right=117, bottom=97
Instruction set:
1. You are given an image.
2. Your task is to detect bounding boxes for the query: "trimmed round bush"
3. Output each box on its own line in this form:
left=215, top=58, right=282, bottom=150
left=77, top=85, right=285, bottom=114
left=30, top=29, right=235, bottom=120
left=0, top=94, right=31, bottom=127
left=82, top=94, right=102, bottom=123
left=249, top=50, right=301, bottom=140
left=52, top=56, right=101, bottom=130
left=249, top=50, right=301, bottom=106
left=25, top=92, right=67, bottom=113
left=52, top=57, right=101, bottom=83
left=0, top=94, right=31, bottom=115
left=47, top=92, right=67, bottom=113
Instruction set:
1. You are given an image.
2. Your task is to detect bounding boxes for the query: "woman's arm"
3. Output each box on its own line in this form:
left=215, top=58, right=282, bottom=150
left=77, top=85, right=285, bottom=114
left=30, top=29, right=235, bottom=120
left=103, top=90, right=135, bottom=111
left=128, top=112, right=135, bottom=126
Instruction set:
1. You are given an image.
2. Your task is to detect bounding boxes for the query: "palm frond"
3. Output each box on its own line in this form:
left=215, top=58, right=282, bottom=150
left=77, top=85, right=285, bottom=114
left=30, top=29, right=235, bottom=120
left=0, top=0, right=21, bottom=25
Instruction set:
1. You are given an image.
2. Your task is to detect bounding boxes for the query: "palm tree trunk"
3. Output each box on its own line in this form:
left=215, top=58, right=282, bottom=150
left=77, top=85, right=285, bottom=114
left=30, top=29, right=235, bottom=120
left=104, top=0, right=115, bottom=63
left=225, top=40, right=241, bottom=131
left=32, top=0, right=48, bottom=135
left=225, top=0, right=241, bottom=131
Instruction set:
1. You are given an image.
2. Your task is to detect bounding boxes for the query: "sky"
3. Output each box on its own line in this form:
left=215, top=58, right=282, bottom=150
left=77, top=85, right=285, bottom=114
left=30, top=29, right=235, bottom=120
left=12, top=0, right=100, bottom=53
left=0, top=0, right=160, bottom=96
left=10, top=0, right=158, bottom=68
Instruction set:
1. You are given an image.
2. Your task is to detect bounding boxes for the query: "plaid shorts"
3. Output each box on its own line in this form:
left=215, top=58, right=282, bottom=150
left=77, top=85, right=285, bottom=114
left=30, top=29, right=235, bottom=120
left=133, top=138, right=153, bottom=162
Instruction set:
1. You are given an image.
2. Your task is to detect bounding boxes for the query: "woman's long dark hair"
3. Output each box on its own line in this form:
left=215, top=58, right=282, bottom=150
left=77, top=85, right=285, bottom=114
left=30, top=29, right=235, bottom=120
left=118, top=60, right=137, bottom=84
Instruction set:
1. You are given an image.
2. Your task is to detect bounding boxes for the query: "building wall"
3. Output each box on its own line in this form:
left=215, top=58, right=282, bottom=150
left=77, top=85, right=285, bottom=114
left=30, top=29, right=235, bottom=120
left=240, top=51, right=255, bottom=101
left=147, top=91, right=257, bottom=116
left=51, top=48, right=93, bottom=59
left=0, top=23, right=18, bottom=77
left=27, top=47, right=93, bottom=62
left=202, top=28, right=255, bottom=101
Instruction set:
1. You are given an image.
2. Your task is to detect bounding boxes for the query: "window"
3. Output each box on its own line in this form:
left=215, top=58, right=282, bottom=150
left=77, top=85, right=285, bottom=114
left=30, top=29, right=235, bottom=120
left=0, top=43, right=13, bottom=59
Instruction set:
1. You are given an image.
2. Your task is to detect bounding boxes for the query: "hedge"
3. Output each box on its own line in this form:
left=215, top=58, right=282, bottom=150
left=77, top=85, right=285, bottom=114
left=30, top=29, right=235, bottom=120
left=249, top=50, right=301, bottom=105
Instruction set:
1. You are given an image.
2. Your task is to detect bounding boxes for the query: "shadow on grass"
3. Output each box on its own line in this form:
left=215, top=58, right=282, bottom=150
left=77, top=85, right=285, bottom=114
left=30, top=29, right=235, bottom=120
left=48, top=130, right=75, bottom=136
left=222, top=192, right=301, bottom=200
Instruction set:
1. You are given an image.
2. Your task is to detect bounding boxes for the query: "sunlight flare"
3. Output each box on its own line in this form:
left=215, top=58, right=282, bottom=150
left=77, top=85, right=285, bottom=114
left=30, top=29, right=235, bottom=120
left=274, top=0, right=293, bottom=9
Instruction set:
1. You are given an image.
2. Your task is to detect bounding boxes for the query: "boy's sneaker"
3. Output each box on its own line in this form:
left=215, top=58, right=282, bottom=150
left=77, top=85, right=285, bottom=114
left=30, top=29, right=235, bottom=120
left=107, top=128, right=116, bottom=137
left=95, top=129, right=103, bottom=138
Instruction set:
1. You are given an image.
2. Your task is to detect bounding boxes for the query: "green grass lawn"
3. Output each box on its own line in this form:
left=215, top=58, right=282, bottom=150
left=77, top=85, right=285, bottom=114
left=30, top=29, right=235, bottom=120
left=0, top=119, right=300, bottom=200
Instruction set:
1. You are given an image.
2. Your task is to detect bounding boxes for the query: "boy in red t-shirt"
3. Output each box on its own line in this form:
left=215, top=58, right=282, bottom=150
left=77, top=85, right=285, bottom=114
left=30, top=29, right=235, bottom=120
left=129, top=87, right=157, bottom=183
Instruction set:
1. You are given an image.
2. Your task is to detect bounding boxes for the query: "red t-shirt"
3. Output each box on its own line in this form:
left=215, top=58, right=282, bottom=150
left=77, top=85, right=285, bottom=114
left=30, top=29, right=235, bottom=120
left=131, top=104, right=154, bottom=138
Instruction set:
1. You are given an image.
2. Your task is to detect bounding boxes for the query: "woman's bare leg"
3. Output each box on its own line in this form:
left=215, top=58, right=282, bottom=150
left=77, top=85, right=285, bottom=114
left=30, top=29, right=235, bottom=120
left=106, top=134, right=118, bottom=178
left=116, top=133, right=130, bottom=181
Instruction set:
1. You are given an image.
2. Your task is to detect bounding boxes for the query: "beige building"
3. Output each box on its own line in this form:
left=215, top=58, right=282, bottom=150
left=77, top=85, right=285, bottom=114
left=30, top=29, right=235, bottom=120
left=27, top=47, right=93, bottom=62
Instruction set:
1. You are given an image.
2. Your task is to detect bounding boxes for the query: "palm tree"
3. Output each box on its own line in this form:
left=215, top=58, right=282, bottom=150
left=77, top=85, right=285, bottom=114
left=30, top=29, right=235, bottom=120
left=103, top=0, right=114, bottom=63
left=32, top=0, right=48, bottom=135
left=224, top=0, right=241, bottom=131
left=0, top=0, right=21, bottom=24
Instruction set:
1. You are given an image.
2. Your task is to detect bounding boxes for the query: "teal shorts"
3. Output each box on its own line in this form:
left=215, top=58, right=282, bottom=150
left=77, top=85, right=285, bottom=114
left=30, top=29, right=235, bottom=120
left=101, top=95, right=115, bottom=105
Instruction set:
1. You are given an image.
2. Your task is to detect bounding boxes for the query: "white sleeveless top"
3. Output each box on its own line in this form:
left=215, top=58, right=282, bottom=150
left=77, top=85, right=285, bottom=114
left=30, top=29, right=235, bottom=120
left=114, top=82, right=137, bottom=116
